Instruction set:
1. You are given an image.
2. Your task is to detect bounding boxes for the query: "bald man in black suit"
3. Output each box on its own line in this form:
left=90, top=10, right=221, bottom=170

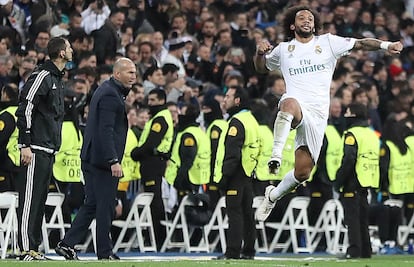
left=55, top=58, right=137, bottom=260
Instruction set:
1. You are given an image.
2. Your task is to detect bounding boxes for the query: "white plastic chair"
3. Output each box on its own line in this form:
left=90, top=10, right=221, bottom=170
left=74, top=219, right=97, bottom=253
left=265, top=196, right=312, bottom=253
left=396, top=199, right=414, bottom=246
left=0, top=192, right=18, bottom=259
left=41, top=192, right=68, bottom=253
left=306, top=199, right=349, bottom=254
left=160, top=195, right=210, bottom=253
left=112, top=192, right=157, bottom=252
left=202, top=196, right=227, bottom=253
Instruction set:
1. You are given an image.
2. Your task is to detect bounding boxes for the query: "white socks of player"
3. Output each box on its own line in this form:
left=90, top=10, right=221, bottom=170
left=272, top=111, right=294, bottom=161
left=269, top=170, right=301, bottom=202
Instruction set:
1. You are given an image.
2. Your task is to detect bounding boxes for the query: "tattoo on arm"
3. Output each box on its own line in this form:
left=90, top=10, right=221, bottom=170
left=353, top=38, right=382, bottom=51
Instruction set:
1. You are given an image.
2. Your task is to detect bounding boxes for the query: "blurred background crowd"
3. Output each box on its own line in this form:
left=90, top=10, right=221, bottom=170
left=2, top=0, right=414, bottom=255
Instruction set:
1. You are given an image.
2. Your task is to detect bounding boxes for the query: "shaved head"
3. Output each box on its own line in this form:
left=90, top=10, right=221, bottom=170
left=113, top=57, right=137, bottom=88
left=113, top=57, right=134, bottom=72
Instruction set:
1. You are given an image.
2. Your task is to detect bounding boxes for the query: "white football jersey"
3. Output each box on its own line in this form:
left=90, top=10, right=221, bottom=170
left=265, top=33, right=356, bottom=119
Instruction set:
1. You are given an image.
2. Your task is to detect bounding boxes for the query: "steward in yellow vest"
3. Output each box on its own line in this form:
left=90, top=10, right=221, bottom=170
left=53, top=121, right=83, bottom=182
left=380, top=119, right=414, bottom=224
left=384, top=140, right=414, bottom=195
left=130, top=88, right=173, bottom=250
left=0, top=85, right=19, bottom=191
left=380, top=118, right=414, bottom=196
left=335, top=103, right=379, bottom=259
left=217, top=86, right=260, bottom=259
left=120, top=128, right=140, bottom=182
left=201, top=97, right=227, bottom=209
left=0, top=106, right=19, bottom=166
left=165, top=104, right=210, bottom=192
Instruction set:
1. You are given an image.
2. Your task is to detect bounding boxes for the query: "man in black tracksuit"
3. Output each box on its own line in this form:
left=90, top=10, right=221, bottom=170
left=15, top=37, right=73, bottom=261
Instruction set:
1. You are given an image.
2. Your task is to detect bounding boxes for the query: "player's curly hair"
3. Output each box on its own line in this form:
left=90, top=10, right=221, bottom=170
left=282, top=6, right=322, bottom=41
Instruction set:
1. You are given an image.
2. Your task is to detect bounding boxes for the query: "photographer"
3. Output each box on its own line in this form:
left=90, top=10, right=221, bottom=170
left=81, top=0, right=110, bottom=35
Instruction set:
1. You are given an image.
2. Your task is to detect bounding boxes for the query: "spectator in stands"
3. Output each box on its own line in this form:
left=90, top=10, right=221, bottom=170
left=11, top=56, right=36, bottom=90
left=67, top=28, right=89, bottom=65
left=136, top=41, right=157, bottom=79
left=77, top=51, right=97, bottom=69
left=193, top=43, right=214, bottom=83
left=125, top=43, right=140, bottom=64
left=163, top=31, right=186, bottom=77
left=132, top=107, right=149, bottom=140
left=0, top=0, right=28, bottom=45
left=142, top=65, right=166, bottom=95
left=29, top=30, right=50, bottom=64
left=145, top=0, right=170, bottom=34
left=196, top=17, right=217, bottom=51
left=151, top=31, right=168, bottom=66
left=29, top=0, right=61, bottom=36
left=92, top=8, right=125, bottom=65
left=80, top=0, right=111, bottom=35
left=170, top=12, right=189, bottom=36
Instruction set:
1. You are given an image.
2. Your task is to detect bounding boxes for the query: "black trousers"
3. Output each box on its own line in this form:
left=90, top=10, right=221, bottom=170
left=225, top=176, right=256, bottom=258
left=16, top=151, right=53, bottom=252
left=62, top=162, right=118, bottom=258
left=341, top=188, right=371, bottom=258
left=140, top=157, right=167, bottom=251
left=306, top=181, right=333, bottom=225
left=141, top=175, right=165, bottom=251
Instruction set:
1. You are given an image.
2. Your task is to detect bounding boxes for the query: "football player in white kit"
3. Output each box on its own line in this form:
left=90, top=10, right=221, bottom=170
left=254, top=5, right=403, bottom=221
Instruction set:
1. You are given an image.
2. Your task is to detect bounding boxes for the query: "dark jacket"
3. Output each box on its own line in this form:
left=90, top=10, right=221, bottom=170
left=16, top=60, right=65, bottom=152
left=81, top=77, right=128, bottom=170
left=92, top=20, right=121, bottom=65
left=130, top=105, right=170, bottom=178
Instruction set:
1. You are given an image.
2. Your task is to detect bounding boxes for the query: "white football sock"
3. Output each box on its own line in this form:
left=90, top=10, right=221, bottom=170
left=272, top=111, right=294, bottom=160
left=269, top=170, right=300, bottom=202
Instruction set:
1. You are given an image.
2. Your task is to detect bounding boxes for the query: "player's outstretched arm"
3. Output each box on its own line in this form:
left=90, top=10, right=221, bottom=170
left=353, top=38, right=403, bottom=54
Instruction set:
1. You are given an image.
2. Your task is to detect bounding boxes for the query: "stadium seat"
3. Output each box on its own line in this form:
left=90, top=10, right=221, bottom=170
left=160, top=195, right=210, bottom=253
left=41, top=192, right=69, bottom=253
left=0, top=192, right=18, bottom=259
left=265, top=196, right=312, bottom=253
left=202, top=196, right=227, bottom=253
left=398, top=202, right=414, bottom=246
left=112, top=192, right=156, bottom=252
left=307, top=199, right=348, bottom=254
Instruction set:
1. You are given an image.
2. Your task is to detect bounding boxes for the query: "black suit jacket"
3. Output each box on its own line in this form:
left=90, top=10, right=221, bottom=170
left=81, top=77, right=128, bottom=170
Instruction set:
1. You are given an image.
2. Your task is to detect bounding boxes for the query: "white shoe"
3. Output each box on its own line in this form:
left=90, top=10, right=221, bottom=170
left=255, top=185, right=276, bottom=221
left=268, top=158, right=281, bottom=175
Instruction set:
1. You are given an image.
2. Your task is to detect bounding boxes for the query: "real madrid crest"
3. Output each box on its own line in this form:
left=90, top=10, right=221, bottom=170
left=288, top=45, right=295, bottom=52
left=315, top=45, right=322, bottom=54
